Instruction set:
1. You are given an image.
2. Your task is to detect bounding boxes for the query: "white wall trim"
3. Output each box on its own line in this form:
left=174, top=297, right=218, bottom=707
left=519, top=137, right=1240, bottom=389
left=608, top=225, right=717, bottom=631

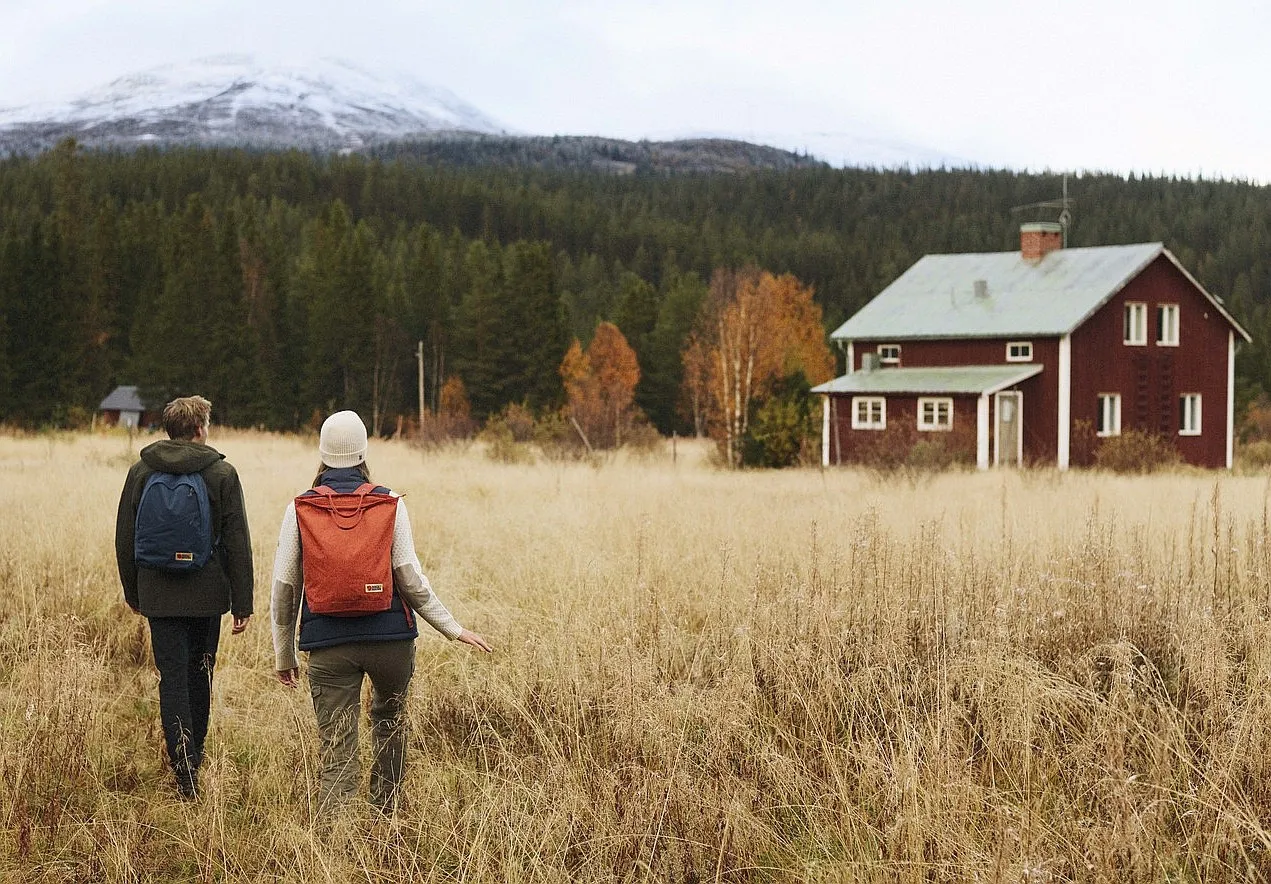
left=1015, top=391, right=1024, bottom=465
left=821, top=396, right=831, bottom=467
left=977, top=394, right=990, bottom=470
left=846, top=342, right=855, bottom=374
left=1058, top=334, right=1072, bottom=470
left=1228, top=330, right=1236, bottom=469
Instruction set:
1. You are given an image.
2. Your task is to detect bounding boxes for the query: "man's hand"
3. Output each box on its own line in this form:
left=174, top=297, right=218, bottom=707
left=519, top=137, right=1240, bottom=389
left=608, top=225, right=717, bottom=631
left=455, top=628, right=493, bottom=653
left=231, top=615, right=250, bottom=635
left=277, top=668, right=300, bottom=688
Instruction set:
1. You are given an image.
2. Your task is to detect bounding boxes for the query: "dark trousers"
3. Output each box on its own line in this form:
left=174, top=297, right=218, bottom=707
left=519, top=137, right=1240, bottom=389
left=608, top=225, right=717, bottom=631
left=307, top=640, right=414, bottom=814
left=148, top=616, right=221, bottom=784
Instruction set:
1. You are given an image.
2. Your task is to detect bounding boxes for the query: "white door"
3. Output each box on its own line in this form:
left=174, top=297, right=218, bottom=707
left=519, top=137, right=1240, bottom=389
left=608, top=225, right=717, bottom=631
left=995, top=391, right=1022, bottom=466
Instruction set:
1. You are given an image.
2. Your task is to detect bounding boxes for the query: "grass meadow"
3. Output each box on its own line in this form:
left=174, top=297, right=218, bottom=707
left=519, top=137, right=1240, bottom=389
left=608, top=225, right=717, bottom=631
left=4, top=429, right=1271, bottom=882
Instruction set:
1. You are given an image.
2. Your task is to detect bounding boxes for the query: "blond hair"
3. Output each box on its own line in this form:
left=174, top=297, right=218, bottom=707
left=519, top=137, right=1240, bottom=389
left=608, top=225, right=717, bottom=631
left=162, top=396, right=212, bottom=440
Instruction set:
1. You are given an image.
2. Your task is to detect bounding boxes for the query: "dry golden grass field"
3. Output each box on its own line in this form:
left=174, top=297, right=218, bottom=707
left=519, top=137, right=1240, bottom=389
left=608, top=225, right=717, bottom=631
left=4, top=429, right=1271, bottom=882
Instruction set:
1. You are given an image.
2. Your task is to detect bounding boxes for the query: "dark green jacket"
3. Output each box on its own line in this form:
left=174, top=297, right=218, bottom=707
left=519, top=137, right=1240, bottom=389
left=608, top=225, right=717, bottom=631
left=115, top=440, right=254, bottom=618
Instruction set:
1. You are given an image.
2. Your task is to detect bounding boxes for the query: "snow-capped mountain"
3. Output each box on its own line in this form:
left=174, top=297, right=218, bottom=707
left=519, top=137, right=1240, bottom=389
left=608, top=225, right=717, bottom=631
left=0, top=55, right=508, bottom=153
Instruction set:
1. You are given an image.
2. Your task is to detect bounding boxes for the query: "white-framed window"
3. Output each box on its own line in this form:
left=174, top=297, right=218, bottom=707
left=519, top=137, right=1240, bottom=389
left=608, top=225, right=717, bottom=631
left=917, top=397, right=953, bottom=431
left=1157, top=304, right=1180, bottom=346
left=851, top=396, right=886, bottom=430
left=1006, top=341, right=1033, bottom=362
left=877, top=343, right=901, bottom=365
left=1124, top=302, right=1147, bottom=345
left=1179, top=393, right=1201, bottom=435
left=1096, top=393, right=1121, bottom=437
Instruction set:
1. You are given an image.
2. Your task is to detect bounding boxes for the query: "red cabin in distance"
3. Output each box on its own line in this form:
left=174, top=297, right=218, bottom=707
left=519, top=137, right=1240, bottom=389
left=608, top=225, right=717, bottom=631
left=813, top=223, right=1252, bottom=469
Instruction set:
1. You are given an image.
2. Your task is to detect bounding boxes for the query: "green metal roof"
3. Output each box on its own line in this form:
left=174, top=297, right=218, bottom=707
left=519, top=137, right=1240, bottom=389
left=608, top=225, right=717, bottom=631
left=830, top=242, right=1249, bottom=342
left=98, top=385, right=148, bottom=411
left=810, top=364, right=1044, bottom=395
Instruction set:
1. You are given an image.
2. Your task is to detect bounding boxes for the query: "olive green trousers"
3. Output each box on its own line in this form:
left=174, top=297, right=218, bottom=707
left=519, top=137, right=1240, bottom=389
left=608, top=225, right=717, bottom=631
left=307, top=639, right=414, bottom=814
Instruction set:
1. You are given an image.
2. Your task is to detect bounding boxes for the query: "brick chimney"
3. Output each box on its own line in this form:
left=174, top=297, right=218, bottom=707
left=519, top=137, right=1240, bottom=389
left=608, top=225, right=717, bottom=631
left=1020, top=221, right=1063, bottom=262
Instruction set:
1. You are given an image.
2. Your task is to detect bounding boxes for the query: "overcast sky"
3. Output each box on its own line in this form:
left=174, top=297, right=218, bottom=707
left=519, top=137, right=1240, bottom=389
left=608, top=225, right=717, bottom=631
left=2, top=0, right=1269, bottom=181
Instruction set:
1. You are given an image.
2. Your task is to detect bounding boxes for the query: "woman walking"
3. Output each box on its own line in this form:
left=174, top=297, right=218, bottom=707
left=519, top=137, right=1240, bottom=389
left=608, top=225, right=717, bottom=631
left=271, top=410, right=491, bottom=815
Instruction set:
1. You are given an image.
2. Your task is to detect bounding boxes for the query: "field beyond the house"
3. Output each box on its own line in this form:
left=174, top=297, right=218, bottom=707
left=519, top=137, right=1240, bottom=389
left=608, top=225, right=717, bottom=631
left=4, top=430, right=1271, bottom=882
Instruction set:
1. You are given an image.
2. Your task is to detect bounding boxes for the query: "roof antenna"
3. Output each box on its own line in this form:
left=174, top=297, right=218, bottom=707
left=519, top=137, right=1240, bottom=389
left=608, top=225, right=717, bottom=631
left=1011, top=173, right=1075, bottom=247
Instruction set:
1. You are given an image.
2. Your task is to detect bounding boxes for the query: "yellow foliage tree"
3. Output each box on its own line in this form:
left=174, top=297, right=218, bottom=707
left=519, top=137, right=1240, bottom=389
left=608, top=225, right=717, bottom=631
left=686, top=267, right=833, bottom=466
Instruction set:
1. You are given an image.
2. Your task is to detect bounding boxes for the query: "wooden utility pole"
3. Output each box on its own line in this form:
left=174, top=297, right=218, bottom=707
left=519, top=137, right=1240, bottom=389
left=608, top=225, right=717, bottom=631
left=415, top=340, right=425, bottom=436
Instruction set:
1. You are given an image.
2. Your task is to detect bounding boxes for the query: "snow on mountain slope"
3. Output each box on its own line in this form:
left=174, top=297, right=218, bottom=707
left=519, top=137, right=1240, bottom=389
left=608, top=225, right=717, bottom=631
left=0, top=55, right=507, bottom=152
left=0, top=55, right=959, bottom=171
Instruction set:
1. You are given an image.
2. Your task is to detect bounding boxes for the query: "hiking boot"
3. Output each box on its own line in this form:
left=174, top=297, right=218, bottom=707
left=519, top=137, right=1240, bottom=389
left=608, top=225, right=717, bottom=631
left=175, top=767, right=199, bottom=800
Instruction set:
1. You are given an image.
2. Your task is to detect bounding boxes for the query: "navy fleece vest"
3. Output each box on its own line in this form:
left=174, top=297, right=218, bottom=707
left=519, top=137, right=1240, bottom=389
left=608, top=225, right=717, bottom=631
left=297, top=467, right=420, bottom=651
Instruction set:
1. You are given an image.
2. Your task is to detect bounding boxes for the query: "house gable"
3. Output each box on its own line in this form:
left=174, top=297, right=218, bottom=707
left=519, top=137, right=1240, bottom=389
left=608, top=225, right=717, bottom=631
left=1068, top=253, right=1238, bottom=467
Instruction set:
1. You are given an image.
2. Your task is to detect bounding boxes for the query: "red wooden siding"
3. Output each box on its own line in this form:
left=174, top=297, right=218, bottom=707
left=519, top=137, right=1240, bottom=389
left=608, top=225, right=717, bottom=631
left=847, top=338, right=1060, bottom=464
left=1070, top=255, right=1231, bottom=468
left=825, top=393, right=979, bottom=466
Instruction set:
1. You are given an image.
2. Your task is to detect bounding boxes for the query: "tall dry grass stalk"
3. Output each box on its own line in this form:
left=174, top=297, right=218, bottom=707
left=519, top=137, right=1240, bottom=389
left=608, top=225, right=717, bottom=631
left=2, top=429, right=1271, bottom=881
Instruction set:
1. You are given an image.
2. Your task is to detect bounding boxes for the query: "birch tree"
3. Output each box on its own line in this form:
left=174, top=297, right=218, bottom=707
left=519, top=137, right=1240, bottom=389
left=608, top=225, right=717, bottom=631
left=687, top=267, right=834, bottom=467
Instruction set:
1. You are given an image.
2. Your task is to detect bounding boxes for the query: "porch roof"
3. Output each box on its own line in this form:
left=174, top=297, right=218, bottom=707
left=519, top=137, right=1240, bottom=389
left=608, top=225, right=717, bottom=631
left=810, top=364, right=1044, bottom=396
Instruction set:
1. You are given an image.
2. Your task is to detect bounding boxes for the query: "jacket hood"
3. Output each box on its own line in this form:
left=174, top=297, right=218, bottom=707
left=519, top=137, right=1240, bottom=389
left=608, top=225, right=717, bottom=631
left=139, top=439, right=225, bottom=474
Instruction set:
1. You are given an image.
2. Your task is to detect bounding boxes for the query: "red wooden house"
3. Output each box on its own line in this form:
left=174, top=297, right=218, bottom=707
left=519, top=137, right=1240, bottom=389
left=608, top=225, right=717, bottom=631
left=812, top=223, right=1251, bottom=469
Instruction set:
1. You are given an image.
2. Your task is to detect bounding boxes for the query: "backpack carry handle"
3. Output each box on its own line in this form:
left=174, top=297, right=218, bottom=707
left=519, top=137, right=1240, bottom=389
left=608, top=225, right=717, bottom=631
left=312, top=484, right=370, bottom=522
left=306, top=484, right=395, bottom=531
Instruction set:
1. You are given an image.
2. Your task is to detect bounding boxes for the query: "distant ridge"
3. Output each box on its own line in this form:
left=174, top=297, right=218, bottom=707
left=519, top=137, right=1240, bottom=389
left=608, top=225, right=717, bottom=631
left=371, top=134, right=827, bottom=174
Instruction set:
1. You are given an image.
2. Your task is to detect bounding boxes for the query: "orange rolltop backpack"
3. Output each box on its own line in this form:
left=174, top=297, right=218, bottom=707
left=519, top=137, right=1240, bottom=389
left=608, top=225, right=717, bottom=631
left=295, top=483, right=398, bottom=616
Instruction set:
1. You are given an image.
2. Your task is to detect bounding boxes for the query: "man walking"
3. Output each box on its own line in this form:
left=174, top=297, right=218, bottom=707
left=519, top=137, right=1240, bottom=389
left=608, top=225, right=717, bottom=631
left=115, top=395, right=254, bottom=798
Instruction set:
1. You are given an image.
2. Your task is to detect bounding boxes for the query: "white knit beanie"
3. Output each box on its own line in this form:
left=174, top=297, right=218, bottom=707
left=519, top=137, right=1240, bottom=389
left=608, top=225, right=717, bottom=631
left=319, top=410, right=368, bottom=468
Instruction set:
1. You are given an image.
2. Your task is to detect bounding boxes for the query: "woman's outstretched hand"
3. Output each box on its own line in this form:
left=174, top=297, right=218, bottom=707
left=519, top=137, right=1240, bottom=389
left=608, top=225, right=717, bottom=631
left=456, top=629, right=493, bottom=653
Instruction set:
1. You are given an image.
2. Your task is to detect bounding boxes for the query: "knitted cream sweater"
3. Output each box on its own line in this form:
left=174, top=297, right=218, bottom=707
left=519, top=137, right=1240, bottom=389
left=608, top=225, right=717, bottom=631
left=270, top=495, right=463, bottom=672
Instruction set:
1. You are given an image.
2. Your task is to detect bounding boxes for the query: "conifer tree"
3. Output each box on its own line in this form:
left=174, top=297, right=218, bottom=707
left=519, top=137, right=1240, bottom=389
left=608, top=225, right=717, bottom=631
left=7, top=220, right=86, bottom=423
left=451, top=240, right=504, bottom=418
left=642, top=269, right=706, bottom=433
left=612, top=270, right=659, bottom=356
left=0, top=228, right=17, bottom=419
left=499, top=239, right=568, bottom=408
left=131, top=194, right=227, bottom=408
left=205, top=202, right=266, bottom=425
left=399, top=223, right=450, bottom=411
left=294, top=200, right=360, bottom=416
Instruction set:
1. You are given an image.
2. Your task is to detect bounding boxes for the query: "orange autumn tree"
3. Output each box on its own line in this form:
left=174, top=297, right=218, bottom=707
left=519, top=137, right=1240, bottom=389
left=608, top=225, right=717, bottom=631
left=417, top=375, right=475, bottom=444
left=559, top=321, right=641, bottom=449
left=684, top=267, right=834, bottom=466
left=439, top=375, right=472, bottom=423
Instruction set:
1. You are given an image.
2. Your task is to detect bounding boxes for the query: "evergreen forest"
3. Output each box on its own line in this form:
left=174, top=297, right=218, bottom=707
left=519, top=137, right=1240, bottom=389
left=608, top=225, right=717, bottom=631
left=2, top=139, right=1270, bottom=434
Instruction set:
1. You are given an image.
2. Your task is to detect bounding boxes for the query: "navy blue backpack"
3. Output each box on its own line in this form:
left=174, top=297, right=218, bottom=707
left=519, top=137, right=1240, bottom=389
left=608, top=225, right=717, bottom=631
left=134, top=471, right=215, bottom=572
